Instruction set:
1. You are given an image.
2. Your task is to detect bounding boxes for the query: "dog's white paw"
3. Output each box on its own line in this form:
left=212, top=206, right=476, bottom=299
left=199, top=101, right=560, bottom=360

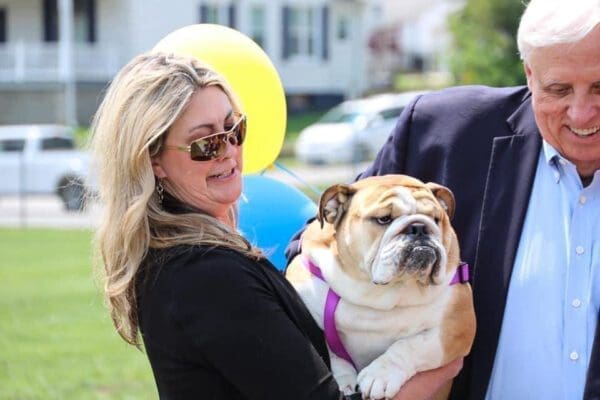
left=357, top=358, right=409, bottom=400
left=335, top=372, right=358, bottom=395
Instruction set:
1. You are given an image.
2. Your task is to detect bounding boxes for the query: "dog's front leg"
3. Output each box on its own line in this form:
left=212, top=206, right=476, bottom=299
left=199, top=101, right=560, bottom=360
left=356, top=328, right=443, bottom=400
left=330, top=352, right=358, bottom=395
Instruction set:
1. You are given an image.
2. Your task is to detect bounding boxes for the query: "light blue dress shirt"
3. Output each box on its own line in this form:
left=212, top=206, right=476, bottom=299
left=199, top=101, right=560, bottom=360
left=485, top=141, right=599, bottom=400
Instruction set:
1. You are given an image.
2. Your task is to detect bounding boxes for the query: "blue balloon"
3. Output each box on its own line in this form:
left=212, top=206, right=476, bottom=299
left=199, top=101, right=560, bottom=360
left=238, top=174, right=317, bottom=270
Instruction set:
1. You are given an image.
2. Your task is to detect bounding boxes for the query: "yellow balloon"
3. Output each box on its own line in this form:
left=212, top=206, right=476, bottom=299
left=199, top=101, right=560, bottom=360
left=153, top=24, right=286, bottom=174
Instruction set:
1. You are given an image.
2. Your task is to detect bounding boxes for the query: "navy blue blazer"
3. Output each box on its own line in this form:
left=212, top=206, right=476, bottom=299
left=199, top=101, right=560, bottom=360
left=358, top=85, right=599, bottom=400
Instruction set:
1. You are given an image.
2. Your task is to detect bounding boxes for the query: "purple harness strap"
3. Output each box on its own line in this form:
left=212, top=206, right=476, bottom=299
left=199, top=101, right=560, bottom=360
left=303, top=258, right=357, bottom=369
left=449, top=262, right=470, bottom=284
left=303, top=258, right=471, bottom=370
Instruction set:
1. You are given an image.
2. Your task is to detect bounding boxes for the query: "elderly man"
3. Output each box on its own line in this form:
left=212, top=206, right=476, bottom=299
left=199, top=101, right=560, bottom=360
left=356, top=0, right=600, bottom=399
left=287, top=0, right=599, bottom=398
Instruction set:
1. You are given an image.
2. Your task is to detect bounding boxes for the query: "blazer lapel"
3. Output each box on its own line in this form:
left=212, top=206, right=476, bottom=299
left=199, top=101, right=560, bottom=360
left=467, top=97, right=542, bottom=399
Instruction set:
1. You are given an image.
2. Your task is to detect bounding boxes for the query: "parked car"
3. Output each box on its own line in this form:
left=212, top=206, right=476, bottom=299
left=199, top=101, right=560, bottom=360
left=295, top=91, right=428, bottom=165
left=0, top=124, right=92, bottom=211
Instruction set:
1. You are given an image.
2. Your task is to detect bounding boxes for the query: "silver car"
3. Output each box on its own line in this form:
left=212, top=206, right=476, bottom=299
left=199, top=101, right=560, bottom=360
left=295, top=91, right=427, bottom=165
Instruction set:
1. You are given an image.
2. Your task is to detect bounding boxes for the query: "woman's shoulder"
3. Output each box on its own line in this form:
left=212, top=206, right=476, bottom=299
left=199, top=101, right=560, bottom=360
left=151, top=245, right=270, bottom=289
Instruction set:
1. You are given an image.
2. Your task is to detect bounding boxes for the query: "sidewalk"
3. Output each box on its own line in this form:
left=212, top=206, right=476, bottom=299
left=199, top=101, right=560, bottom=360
left=0, top=162, right=371, bottom=229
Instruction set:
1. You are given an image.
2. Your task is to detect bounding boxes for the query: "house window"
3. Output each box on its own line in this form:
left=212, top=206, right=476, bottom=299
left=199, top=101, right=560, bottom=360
left=74, top=0, right=96, bottom=43
left=0, top=8, right=6, bottom=43
left=199, top=3, right=236, bottom=27
left=43, top=0, right=96, bottom=43
left=288, top=7, right=315, bottom=58
left=199, top=4, right=219, bottom=23
left=249, top=5, right=265, bottom=48
left=282, top=6, right=328, bottom=61
left=337, top=16, right=349, bottom=40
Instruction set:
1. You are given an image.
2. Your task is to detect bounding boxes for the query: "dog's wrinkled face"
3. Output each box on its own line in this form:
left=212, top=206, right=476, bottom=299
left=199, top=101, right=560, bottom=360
left=318, top=175, right=457, bottom=286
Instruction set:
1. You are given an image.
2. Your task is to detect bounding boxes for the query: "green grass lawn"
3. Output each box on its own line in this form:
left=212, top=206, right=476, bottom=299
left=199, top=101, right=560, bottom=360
left=0, top=229, right=156, bottom=399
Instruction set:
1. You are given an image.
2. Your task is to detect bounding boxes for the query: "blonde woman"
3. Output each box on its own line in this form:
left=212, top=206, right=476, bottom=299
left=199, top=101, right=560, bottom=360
left=90, top=52, right=348, bottom=400
left=91, top=52, right=459, bottom=400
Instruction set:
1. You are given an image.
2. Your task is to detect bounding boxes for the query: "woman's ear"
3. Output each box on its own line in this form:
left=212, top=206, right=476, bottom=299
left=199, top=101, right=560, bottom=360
left=151, top=156, right=167, bottom=179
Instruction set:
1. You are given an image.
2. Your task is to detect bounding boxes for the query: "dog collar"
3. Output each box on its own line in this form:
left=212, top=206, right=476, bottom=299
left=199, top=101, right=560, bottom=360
left=449, top=262, right=470, bottom=285
left=303, top=257, right=357, bottom=370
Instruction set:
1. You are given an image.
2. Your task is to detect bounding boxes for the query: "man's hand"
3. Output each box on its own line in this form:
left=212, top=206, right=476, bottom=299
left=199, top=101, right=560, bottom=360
left=392, top=358, right=463, bottom=400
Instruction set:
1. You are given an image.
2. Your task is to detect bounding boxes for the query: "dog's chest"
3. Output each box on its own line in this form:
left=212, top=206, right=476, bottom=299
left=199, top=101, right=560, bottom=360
left=335, top=298, right=446, bottom=368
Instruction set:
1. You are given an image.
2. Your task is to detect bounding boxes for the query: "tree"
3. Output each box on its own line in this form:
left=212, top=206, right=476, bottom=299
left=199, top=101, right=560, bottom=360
left=448, top=0, right=527, bottom=87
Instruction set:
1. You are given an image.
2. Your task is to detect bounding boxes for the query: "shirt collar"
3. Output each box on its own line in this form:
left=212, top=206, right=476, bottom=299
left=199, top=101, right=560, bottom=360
left=542, top=140, right=600, bottom=190
left=542, top=140, right=573, bottom=184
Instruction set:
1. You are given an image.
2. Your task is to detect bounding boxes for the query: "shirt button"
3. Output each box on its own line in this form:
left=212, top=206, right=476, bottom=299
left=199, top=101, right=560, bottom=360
left=572, top=299, right=582, bottom=308
left=570, top=351, right=579, bottom=361
left=576, top=246, right=585, bottom=255
left=579, top=196, right=587, bottom=205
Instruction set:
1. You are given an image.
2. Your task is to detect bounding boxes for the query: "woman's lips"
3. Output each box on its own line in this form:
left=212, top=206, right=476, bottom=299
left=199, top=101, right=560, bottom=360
left=209, top=167, right=237, bottom=180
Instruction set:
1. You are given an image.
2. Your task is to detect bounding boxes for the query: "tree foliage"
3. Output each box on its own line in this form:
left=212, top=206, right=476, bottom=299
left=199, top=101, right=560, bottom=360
left=448, top=0, right=528, bottom=87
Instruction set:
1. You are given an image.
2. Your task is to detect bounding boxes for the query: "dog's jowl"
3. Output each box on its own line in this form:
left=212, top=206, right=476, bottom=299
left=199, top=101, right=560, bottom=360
left=286, top=175, right=476, bottom=400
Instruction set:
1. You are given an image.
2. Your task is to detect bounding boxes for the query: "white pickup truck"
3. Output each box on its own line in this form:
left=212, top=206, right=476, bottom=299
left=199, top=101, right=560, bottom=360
left=0, top=124, right=92, bottom=211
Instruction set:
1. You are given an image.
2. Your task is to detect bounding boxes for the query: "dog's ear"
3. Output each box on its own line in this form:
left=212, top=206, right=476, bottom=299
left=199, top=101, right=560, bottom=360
left=426, top=182, right=455, bottom=220
left=318, top=184, right=356, bottom=228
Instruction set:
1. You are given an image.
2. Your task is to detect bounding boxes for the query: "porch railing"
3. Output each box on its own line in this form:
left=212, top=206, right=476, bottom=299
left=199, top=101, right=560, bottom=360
left=0, top=42, right=121, bottom=83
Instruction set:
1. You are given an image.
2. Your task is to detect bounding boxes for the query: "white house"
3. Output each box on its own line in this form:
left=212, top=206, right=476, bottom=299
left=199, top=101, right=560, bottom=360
left=368, top=0, right=464, bottom=88
left=0, top=0, right=393, bottom=125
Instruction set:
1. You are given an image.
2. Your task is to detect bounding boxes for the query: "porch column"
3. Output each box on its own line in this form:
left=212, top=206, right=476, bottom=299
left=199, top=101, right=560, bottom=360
left=58, top=0, right=77, bottom=126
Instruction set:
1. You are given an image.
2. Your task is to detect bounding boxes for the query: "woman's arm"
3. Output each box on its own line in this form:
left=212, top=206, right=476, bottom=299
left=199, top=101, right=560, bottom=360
left=172, top=250, right=344, bottom=400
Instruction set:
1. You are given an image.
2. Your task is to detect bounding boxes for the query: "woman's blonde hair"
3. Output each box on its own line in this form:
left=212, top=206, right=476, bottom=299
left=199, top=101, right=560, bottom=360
left=90, top=52, right=261, bottom=346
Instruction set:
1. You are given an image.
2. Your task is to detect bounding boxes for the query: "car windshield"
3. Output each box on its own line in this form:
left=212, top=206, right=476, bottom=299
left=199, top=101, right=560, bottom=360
left=319, top=108, right=364, bottom=124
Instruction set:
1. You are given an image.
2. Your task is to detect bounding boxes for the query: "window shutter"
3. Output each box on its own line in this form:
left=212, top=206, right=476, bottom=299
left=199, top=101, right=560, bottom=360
left=228, top=4, right=236, bottom=28
left=0, top=8, right=6, bottom=43
left=43, top=0, right=58, bottom=42
left=87, top=0, right=96, bottom=43
left=282, top=6, right=290, bottom=60
left=321, top=6, right=329, bottom=60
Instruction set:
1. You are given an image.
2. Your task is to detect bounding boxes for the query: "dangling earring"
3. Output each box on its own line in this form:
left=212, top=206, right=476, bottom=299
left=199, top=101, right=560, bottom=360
left=156, top=179, right=164, bottom=206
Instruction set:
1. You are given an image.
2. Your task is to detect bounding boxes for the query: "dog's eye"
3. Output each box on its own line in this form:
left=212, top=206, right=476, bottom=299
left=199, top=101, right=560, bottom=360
left=374, top=216, right=393, bottom=225
left=434, top=217, right=440, bottom=225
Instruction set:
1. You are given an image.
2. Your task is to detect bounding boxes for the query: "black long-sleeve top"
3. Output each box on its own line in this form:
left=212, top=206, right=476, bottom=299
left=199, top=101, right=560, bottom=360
left=136, top=244, right=344, bottom=400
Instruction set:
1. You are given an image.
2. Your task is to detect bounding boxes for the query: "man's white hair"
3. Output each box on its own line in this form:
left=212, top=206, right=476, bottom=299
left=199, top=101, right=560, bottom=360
left=517, top=0, right=600, bottom=61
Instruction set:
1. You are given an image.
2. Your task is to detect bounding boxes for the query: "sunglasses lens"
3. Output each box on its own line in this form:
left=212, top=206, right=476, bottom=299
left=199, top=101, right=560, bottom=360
left=190, top=136, right=227, bottom=161
left=228, top=118, right=246, bottom=146
left=188, top=115, right=246, bottom=161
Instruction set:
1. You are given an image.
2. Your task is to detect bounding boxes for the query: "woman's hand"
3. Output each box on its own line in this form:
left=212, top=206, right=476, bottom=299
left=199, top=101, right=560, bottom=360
left=392, top=358, right=464, bottom=400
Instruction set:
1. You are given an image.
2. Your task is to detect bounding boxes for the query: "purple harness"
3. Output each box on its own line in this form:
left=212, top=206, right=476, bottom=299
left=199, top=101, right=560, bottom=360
left=303, top=258, right=470, bottom=369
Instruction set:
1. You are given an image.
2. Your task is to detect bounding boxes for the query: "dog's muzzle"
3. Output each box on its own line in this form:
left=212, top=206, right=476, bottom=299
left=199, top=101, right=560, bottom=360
left=400, top=223, right=442, bottom=279
left=371, top=217, right=446, bottom=285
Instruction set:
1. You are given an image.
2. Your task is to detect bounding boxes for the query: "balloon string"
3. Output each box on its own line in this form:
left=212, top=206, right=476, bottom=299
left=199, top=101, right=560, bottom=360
left=266, top=162, right=322, bottom=198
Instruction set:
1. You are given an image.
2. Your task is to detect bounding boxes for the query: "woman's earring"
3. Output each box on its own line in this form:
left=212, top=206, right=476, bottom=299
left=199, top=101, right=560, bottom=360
left=156, top=180, right=164, bottom=206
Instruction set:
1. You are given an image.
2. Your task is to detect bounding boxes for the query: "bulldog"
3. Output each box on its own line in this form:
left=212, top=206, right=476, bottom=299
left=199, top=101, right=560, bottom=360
left=286, top=175, right=476, bottom=400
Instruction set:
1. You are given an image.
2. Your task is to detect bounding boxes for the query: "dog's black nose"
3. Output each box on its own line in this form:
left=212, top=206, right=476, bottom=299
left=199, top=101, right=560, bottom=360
left=405, top=223, right=427, bottom=237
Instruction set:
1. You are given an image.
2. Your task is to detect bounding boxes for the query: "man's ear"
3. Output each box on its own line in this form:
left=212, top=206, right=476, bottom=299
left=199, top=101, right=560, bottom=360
left=524, top=62, right=533, bottom=91
left=317, top=184, right=356, bottom=228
